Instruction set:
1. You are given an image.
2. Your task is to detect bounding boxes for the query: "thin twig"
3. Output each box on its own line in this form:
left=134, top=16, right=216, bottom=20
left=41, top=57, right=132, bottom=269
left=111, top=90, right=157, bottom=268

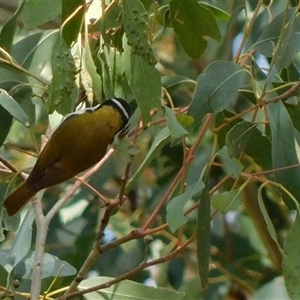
left=59, top=235, right=196, bottom=300
left=142, top=113, right=214, bottom=231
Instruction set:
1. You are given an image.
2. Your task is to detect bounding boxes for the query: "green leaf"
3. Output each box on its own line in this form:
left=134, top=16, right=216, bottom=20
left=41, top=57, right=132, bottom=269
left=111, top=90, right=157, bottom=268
left=61, top=0, right=85, bottom=47
left=267, top=101, right=300, bottom=208
left=252, top=277, right=289, bottom=300
left=197, top=168, right=211, bottom=289
left=0, top=2, right=24, bottom=52
left=0, top=89, right=29, bottom=126
left=48, top=35, right=76, bottom=114
left=217, top=146, right=243, bottom=179
left=122, top=0, right=157, bottom=66
left=286, top=102, right=300, bottom=133
left=226, top=121, right=257, bottom=158
left=162, top=75, right=196, bottom=89
left=165, top=106, right=188, bottom=139
left=123, top=45, right=161, bottom=125
left=253, top=8, right=300, bottom=70
left=170, top=0, right=221, bottom=59
left=283, top=213, right=300, bottom=299
left=12, top=30, right=58, bottom=76
left=166, top=180, right=205, bottom=233
left=244, top=127, right=273, bottom=170
left=187, top=61, right=249, bottom=126
left=84, top=43, right=102, bottom=102
left=257, top=183, right=280, bottom=245
left=0, top=249, right=77, bottom=279
left=0, top=63, right=34, bottom=131
left=212, top=189, right=242, bottom=212
left=79, top=276, right=184, bottom=300
left=2, top=209, right=34, bottom=272
left=201, top=3, right=230, bottom=21
left=0, top=107, right=12, bottom=147
left=215, top=5, right=245, bottom=60
left=21, top=0, right=61, bottom=28
left=162, top=75, right=196, bottom=95
left=125, top=127, right=171, bottom=194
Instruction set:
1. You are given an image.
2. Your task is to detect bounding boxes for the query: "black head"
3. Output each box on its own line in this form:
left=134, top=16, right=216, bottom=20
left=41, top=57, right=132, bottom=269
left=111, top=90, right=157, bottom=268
left=102, top=98, right=131, bottom=129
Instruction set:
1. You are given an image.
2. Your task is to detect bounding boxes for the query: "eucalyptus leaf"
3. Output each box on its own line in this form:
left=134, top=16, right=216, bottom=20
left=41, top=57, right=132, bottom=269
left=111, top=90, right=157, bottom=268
left=0, top=89, right=29, bottom=126
left=79, top=276, right=184, bottom=300
left=122, top=0, right=157, bottom=66
left=22, top=0, right=61, bottom=28
left=84, top=44, right=102, bottom=101
left=197, top=168, right=211, bottom=289
left=170, top=0, right=221, bottom=59
left=165, top=106, right=188, bottom=139
left=123, top=43, right=161, bottom=125
left=0, top=1, right=24, bottom=52
left=212, top=189, right=242, bottom=212
left=188, top=61, right=249, bottom=126
left=48, top=35, right=76, bottom=114
left=0, top=247, right=76, bottom=280
left=283, top=214, right=300, bottom=299
left=166, top=180, right=204, bottom=233
left=268, top=101, right=300, bottom=208
left=125, top=127, right=171, bottom=194
left=226, top=121, right=257, bottom=158
left=0, top=209, right=34, bottom=272
left=217, top=146, right=243, bottom=178
left=253, top=8, right=300, bottom=70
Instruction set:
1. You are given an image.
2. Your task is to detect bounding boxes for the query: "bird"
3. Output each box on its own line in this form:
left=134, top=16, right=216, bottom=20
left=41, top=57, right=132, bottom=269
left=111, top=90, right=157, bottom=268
left=3, top=97, right=131, bottom=216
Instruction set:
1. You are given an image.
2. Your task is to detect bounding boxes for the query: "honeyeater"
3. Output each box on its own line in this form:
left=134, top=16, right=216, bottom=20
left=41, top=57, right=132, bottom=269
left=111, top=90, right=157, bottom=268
left=3, top=98, right=131, bottom=216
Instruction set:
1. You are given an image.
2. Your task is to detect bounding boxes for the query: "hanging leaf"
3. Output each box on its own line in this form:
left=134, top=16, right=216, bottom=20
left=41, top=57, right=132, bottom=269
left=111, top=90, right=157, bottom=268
left=166, top=180, right=204, bottom=232
left=170, top=0, right=221, bottom=59
left=197, top=167, right=211, bottom=290
left=123, top=43, right=161, bottom=125
left=48, top=35, right=76, bottom=114
left=268, top=101, right=300, bottom=208
left=122, top=0, right=157, bottom=66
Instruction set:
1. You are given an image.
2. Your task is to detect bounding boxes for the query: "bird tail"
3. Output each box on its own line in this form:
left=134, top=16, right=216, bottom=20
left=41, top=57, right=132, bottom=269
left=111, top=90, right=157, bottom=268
left=3, top=181, right=36, bottom=216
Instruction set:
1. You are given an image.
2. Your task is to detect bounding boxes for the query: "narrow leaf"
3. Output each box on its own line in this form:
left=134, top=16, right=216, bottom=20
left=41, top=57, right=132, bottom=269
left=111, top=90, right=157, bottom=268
left=188, top=61, right=249, bottom=126
left=84, top=43, right=102, bottom=101
left=166, top=180, right=205, bottom=232
left=197, top=168, right=211, bottom=289
left=283, top=214, right=300, bottom=299
left=0, top=89, right=29, bottom=126
left=2, top=209, right=34, bottom=272
left=0, top=2, right=24, bottom=52
left=253, top=8, right=300, bottom=70
left=257, top=183, right=280, bottom=245
left=0, top=107, right=12, bottom=147
left=61, top=0, right=85, bottom=47
left=125, top=127, right=171, bottom=194
left=268, top=101, right=300, bottom=208
left=123, top=44, right=161, bottom=125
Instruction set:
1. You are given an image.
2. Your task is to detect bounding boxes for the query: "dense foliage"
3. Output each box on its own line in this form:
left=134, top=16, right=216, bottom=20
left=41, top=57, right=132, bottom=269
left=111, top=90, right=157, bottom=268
left=0, top=0, right=300, bottom=299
